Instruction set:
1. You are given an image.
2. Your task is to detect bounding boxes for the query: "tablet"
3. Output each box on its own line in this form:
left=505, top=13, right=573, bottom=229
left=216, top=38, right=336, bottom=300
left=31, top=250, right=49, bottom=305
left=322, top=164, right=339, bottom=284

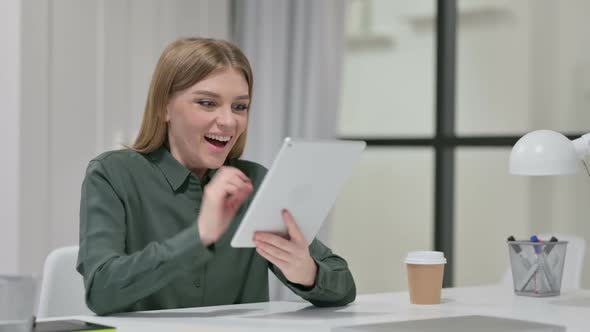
left=231, top=137, right=366, bottom=247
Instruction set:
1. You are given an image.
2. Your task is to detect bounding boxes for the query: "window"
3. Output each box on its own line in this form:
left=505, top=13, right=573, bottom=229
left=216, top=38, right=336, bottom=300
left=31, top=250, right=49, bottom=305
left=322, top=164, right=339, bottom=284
left=334, top=0, right=590, bottom=292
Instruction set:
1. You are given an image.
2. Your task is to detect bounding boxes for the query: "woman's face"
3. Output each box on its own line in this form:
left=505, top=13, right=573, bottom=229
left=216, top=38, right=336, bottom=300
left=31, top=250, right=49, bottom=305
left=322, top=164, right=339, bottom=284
left=166, top=67, right=249, bottom=176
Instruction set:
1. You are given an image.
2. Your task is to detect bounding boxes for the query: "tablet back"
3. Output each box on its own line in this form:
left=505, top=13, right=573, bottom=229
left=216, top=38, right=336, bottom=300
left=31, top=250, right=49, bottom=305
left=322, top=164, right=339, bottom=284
left=231, top=138, right=366, bottom=247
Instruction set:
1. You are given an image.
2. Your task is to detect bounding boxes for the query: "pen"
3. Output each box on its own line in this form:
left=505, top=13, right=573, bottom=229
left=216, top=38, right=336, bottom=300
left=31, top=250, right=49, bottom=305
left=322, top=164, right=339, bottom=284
left=508, top=235, right=536, bottom=292
left=544, top=236, right=561, bottom=284
left=530, top=235, right=542, bottom=254
left=507, top=235, right=520, bottom=253
left=507, top=236, right=532, bottom=269
left=543, top=236, right=559, bottom=255
left=530, top=235, right=556, bottom=293
left=530, top=235, right=543, bottom=293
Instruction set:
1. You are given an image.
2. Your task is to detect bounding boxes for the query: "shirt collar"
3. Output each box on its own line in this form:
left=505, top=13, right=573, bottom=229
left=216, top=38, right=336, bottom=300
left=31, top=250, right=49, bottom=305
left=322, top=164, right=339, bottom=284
left=148, top=146, right=219, bottom=191
left=148, top=146, right=191, bottom=191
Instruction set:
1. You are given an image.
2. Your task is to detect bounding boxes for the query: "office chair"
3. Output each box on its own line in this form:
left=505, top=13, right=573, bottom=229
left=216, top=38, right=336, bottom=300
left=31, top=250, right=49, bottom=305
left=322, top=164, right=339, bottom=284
left=37, top=246, right=93, bottom=318
left=501, top=233, right=587, bottom=291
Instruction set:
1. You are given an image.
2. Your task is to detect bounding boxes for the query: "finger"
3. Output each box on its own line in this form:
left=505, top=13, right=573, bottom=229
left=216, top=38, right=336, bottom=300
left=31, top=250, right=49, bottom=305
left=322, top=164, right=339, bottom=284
left=256, top=246, right=288, bottom=270
left=213, top=186, right=249, bottom=212
left=223, top=182, right=252, bottom=203
left=225, top=194, right=242, bottom=211
left=220, top=166, right=251, bottom=184
left=221, top=173, right=253, bottom=195
left=206, top=182, right=239, bottom=201
left=223, top=178, right=253, bottom=203
left=282, top=209, right=306, bottom=244
left=227, top=180, right=253, bottom=204
left=255, top=232, right=296, bottom=254
left=224, top=179, right=250, bottom=200
left=255, top=240, right=291, bottom=262
left=225, top=188, right=250, bottom=210
left=224, top=174, right=253, bottom=190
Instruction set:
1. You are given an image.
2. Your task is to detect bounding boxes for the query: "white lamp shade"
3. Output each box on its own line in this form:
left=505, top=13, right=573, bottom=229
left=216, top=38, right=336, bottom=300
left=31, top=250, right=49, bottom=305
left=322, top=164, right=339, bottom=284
left=509, top=129, right=579, bottom=175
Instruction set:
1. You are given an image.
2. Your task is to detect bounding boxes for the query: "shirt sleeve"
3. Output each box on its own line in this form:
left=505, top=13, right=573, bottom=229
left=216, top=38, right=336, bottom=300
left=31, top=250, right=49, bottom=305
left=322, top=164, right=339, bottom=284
left=76, top=160, right=214, bottom=315
left=270, top=239, right=357, bottom=307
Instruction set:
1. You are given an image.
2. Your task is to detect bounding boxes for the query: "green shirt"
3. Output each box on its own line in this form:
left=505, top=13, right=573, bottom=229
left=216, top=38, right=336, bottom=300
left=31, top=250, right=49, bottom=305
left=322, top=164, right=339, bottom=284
left=77, top=147, right=356, bottom=315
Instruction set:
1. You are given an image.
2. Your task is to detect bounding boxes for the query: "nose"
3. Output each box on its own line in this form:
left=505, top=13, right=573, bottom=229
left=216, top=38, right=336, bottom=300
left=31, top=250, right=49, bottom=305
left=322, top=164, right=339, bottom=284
left=216, top=107, right=235, bottom=129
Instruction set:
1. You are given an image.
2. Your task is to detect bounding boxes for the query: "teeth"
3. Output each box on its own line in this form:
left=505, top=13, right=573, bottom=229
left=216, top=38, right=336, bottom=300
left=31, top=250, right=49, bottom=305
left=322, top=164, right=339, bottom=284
left=205, top=134, right=231, bottom=142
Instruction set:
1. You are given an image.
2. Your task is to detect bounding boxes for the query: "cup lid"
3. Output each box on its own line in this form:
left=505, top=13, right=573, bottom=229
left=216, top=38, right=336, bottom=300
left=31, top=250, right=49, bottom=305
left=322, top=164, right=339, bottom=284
left=405, top=251, right=447, bottom=265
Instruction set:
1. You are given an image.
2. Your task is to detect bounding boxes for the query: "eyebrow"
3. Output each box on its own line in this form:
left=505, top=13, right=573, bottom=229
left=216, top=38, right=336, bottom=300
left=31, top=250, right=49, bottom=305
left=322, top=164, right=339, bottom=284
left=192, top=90, right=250, bottom=101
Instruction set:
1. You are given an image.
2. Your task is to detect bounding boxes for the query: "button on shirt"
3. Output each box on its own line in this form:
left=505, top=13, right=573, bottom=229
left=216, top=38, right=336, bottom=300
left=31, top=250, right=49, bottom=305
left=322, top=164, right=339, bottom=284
left=76, top=147, right=356, bottom=315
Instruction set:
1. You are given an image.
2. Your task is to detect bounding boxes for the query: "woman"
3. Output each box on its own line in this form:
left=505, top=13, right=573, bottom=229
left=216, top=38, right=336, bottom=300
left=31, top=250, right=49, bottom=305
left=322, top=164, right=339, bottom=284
left=77, top=37, right=356, bottom=315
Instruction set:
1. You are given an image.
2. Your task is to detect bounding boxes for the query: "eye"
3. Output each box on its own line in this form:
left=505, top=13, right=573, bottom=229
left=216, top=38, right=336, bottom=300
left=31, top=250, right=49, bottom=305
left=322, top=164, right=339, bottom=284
left=196, top=100, right=216, bottom=108
left=232, top=103, right=249, bottom=112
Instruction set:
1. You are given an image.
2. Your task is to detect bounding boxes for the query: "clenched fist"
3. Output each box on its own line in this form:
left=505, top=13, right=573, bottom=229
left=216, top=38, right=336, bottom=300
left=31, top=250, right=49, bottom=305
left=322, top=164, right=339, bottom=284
left=197, top=166, right=253, bottom=246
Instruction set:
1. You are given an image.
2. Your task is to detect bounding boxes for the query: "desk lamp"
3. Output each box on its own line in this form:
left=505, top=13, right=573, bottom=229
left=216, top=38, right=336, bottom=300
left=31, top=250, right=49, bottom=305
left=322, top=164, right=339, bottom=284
left=509, top=130, right=590, bottom=176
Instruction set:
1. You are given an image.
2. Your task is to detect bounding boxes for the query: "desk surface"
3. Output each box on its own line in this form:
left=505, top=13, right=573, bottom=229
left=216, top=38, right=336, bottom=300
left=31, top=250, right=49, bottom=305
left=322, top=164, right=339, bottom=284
left=45, top=285, right=590, bottom=332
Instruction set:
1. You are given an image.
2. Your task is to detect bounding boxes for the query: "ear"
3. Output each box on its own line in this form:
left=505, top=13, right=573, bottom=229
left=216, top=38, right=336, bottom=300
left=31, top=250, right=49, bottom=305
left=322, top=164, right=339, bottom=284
left=165, top=103, right=171, bottom=122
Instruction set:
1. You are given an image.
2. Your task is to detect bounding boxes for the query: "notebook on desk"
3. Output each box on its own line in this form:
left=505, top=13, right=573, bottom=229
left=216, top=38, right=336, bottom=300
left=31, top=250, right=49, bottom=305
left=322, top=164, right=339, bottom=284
left=34, top=320, right=115, bottom=332
left=332, top=315, right=565, bottom=332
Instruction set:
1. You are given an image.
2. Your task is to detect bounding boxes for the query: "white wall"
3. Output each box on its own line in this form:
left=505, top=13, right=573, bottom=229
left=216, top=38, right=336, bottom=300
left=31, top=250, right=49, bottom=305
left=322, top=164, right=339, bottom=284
left=19, top=0, right=50, bottom=276
left=0, top=0, right=21, bottom=274
left=5, top=0, right=230, bottom=276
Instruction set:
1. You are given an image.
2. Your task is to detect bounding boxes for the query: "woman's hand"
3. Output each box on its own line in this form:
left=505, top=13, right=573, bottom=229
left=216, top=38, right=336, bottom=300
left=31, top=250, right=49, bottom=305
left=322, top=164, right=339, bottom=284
left=254, top=209, right=318, bottom=287
left=198, top=166, right=253, bottom=246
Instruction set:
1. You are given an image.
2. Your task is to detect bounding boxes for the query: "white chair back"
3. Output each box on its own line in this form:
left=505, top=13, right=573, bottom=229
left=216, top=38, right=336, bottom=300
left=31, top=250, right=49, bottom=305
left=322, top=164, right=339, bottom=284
left=37, top=246, right=93, bottom=318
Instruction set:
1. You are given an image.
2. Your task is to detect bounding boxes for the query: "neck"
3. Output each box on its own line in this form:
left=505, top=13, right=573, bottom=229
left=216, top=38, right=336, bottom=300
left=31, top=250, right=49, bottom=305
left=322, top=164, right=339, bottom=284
left=167, top=141, right=207, bottom=179
left=192, top=168, right=207, bottom=179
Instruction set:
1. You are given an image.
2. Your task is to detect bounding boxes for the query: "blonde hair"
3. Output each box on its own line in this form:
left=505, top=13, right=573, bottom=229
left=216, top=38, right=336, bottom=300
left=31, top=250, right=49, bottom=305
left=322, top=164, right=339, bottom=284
left=132, top=37, right=253, bottom=159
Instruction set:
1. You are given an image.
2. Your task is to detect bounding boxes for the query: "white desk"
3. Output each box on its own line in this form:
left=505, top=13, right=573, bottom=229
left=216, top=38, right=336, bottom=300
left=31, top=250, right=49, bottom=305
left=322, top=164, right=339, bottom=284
left=45, top=285, right=590, bottom=331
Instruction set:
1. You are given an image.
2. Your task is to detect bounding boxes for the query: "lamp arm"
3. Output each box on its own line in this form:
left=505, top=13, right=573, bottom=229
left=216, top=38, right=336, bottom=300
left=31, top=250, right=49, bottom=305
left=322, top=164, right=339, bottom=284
left=573, top=133, right=590, bottom=160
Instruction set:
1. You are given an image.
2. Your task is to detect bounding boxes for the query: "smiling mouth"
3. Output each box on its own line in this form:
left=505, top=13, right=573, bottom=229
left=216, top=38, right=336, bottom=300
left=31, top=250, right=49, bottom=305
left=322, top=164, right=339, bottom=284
left=204, top=135, right=232, bottom=148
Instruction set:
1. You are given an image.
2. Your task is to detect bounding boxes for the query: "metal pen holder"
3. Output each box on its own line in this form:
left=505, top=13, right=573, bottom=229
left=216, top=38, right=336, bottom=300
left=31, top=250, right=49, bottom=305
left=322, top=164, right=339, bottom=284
left=507, top=241, right=568, bottom=297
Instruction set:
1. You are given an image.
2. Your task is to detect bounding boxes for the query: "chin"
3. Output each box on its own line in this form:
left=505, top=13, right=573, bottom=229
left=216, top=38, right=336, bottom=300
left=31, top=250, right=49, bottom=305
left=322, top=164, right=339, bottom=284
left=209, top=162, right=225, bottom=169
left=205, top=156, right=227, bottom=169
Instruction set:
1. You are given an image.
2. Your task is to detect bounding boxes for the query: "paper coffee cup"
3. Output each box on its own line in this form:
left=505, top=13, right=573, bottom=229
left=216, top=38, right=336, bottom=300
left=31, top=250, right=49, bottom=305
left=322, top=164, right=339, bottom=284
left=405, top=251, right=446, bottom=304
